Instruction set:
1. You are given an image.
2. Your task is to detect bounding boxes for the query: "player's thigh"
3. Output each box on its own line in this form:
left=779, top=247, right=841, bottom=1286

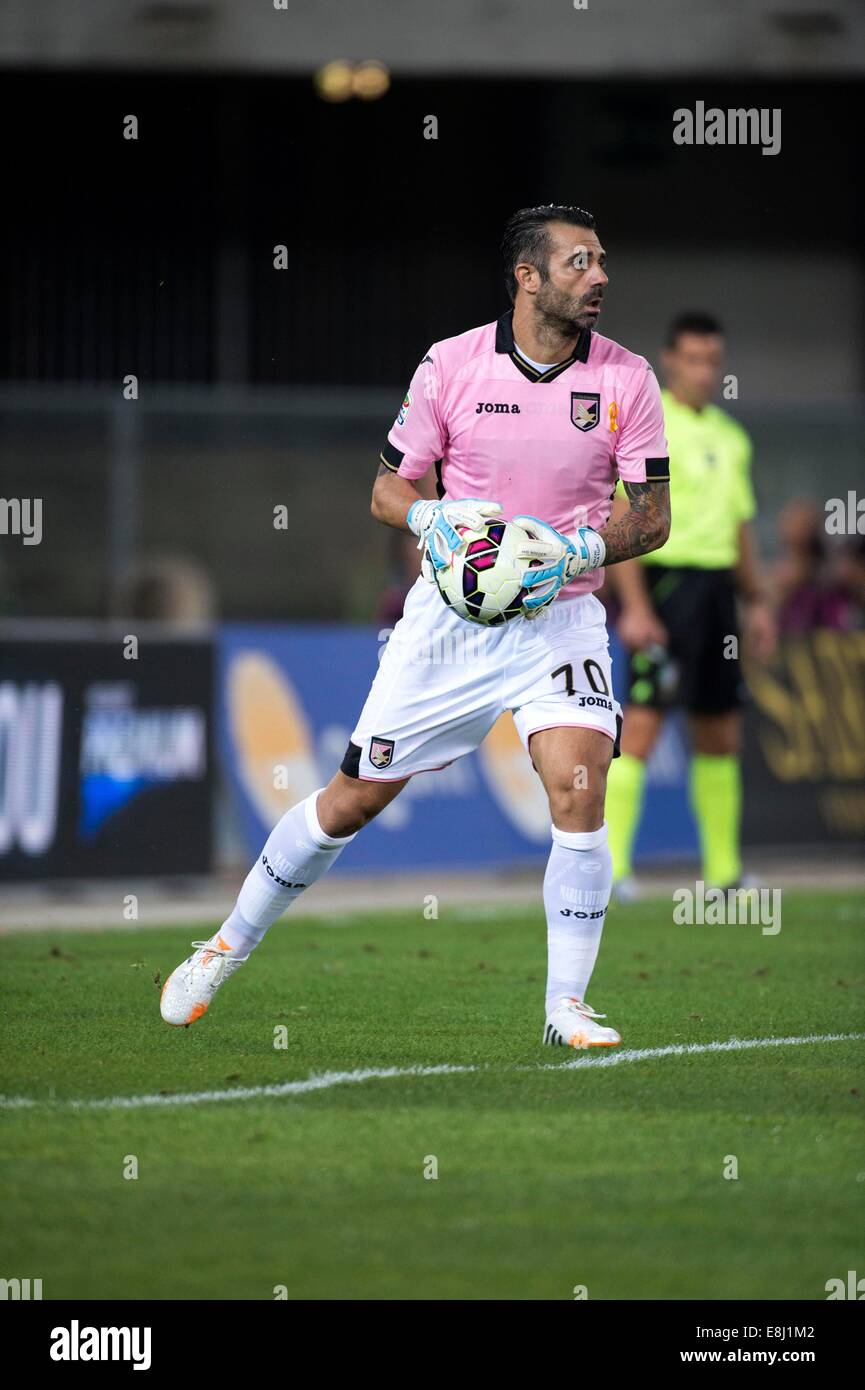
left=509, top=596, right=620, bottom=830
left=635, top=564, right=704, bottom=712
left=346, top=577, right=502, bottom=781
left=689, top=710, right=742, bottom=756
left=317, top=769, right=409, bottom=837
left=509, top=595, right=621, bottom=749
left=619, top=704, right=664, bottom=760
left=529, top=725, right=614, bottom=832
left=687, top=572, right=746, bottom=725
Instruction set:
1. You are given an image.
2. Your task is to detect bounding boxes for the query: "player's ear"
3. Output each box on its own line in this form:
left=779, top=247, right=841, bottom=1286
left=514, top=262, right=538, bottom=296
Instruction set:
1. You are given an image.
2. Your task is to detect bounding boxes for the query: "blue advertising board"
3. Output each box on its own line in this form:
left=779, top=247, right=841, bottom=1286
left=0, top=628, right=213, bottom=881
left=217, top=623, right=698, bottom=872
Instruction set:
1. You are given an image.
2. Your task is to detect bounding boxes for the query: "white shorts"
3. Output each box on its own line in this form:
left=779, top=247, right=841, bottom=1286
left=344, top=578, right=622, bottom=781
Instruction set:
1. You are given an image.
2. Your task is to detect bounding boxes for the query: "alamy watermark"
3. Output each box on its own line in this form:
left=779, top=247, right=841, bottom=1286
left=673, top=102, right=781, bottom=157
left=1, top=1276, right=43, bottom=1299
left=825, top=491, right=864, bottom=535
left=50, top=1321, right=151, bottom=1370
left=673, top=881, right=781, bottom=935
left=0, top=497, right=42, bottom=545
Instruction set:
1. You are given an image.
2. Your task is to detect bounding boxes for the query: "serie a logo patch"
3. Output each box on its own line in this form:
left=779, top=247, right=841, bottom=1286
left=570, top=392, right=600, bottom=432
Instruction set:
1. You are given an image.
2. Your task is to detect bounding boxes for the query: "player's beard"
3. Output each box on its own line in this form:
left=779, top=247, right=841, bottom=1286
left=534, top=278, right=601, bottom=337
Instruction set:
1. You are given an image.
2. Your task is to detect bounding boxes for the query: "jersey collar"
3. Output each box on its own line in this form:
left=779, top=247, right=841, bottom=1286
left=495, top=309, right=591, bottom=383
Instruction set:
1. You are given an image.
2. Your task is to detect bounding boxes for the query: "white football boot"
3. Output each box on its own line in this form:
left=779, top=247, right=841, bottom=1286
left=160, top=937, right=248, bottom=1027
left=543, top=996, right=622, bottom=1050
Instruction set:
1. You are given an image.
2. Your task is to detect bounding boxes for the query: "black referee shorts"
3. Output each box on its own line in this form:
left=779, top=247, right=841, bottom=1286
left=624, top=565, right=746, bottom=715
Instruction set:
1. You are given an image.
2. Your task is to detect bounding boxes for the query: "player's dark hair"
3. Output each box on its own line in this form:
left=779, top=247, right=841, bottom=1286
left=501, top=204, right=597, bottom=303
left=665, top=311, right=724, bottom=348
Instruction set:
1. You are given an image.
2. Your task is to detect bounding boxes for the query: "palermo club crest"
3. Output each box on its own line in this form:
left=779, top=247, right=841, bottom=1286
left=369, top=737, right=395, bottom=769
left=570, top=392, right=601, bottom=432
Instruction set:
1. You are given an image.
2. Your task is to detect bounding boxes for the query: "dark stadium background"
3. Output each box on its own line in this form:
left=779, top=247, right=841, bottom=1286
left=1, top=73, right=862, bottom=621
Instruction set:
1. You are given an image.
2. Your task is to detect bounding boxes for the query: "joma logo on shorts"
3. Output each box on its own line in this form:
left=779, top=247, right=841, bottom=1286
left=576, top=695, right=613, bottom=710
left=475, top=402, right=521, bottom=414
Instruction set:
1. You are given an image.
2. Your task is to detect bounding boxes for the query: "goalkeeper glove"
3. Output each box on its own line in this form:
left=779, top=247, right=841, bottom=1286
left=407, top=497, right=503, bottom=578
left=512, top=514, right=606, bottom=613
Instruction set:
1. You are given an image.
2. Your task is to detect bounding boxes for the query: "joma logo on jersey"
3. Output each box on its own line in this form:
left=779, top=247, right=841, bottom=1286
left=570, top=392, right=600, bottom=431
left=475, top=401, right=521, bottom=414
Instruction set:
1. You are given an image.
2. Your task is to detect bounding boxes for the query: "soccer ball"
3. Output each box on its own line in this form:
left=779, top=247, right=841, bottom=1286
left=434, top=518, right=538, bottom=625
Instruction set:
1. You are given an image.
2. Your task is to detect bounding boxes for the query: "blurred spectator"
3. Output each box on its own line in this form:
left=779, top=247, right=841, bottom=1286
left=769, top=499, right=859, bottom=635
left=112, top=556, right=215, bottom=628
left=827, top=536, right=865, bottom=630
left=374, top=467, right=436, bottom=625
left=376, top=530, right=423, bottom=627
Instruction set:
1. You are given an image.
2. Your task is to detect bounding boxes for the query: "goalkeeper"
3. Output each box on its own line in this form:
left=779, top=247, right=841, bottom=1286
left=605, top=312, right=775, bottom=895
left=161, top=204, right=672, bottom=1049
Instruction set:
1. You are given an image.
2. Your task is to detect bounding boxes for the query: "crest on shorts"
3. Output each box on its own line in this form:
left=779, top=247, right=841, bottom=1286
left=570, top=392, right=600, bottom=432
left=369, top=736, right=395, bottom=769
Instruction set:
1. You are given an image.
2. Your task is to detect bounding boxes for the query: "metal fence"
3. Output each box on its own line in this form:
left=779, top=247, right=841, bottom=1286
left=2, top=385, right=864, bottom=623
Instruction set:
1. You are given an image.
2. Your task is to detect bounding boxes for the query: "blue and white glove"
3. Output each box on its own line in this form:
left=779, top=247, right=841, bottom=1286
left=407, top=497, right=503, bottom=579
left=512, top=514, right=606, bottom=614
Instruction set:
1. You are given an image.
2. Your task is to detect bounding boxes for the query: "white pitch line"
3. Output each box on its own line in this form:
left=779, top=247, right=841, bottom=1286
left=0, top=1063, right=478, bottom=1111
left=553, top=1031, right=865, bottom=1070
left=2, top=1032, right=862, bottom=1114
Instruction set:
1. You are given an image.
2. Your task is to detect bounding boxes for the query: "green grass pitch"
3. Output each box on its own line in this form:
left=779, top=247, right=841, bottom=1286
left=1, top=890, right=863, bottom=1300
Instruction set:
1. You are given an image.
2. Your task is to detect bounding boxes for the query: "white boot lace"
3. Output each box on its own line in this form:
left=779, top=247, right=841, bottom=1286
left=564, top=998, right=607, bottom=1021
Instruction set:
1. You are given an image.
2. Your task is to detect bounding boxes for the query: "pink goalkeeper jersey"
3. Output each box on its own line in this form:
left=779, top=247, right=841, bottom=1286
left=380, top=310, right=669, bottom=598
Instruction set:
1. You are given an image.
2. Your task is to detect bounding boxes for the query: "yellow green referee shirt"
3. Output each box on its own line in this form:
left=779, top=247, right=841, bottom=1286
left=631, top=389, right=756, bottom=570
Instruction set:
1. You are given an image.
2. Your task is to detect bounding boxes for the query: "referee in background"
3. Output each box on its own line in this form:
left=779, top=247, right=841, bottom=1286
left=605, top=312, right=776, bottom=895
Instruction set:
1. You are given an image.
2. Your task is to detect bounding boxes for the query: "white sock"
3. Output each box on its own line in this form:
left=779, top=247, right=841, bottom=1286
left=215, top=789, right=356, bottom=956
left=543, top=821, right=612, bottom=1015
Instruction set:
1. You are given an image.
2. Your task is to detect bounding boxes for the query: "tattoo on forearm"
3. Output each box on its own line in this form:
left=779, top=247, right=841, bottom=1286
left=601, top=480, right=671, bottom=565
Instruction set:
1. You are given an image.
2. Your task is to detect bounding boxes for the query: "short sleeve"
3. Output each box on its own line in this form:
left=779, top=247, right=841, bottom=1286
left=379, top=348, right=447, bottom=480
left=734, top=428, right=757, bottom=522
left=614, top=363, right=669, bottom=483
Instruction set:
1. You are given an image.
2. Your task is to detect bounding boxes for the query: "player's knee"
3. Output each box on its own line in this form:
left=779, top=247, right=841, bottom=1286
left=350, top=783, right=392, bottom=830
left=620, top=706, right=662, bottom=761
left=698, top=734, right=739, bottom=758
left=318, top=774, right=402, bottom=837
left=691, top=714, right=741, bottom=758
left=320, top=789, right=374, bottom=837
left=547, top=778, right=606, bottom=833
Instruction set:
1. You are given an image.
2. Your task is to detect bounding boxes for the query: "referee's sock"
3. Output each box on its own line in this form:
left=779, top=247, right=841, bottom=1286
left=605, top=752, right=647, bottom=881
left=689, top=754, right=742, bottom=888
